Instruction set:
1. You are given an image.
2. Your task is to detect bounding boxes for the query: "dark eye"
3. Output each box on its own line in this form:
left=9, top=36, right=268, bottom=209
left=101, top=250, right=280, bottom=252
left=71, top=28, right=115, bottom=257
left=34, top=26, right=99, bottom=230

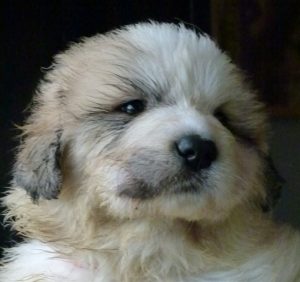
left=214, top=109, right=229, bottom=126
left=117, top=99, right=145, bottom=115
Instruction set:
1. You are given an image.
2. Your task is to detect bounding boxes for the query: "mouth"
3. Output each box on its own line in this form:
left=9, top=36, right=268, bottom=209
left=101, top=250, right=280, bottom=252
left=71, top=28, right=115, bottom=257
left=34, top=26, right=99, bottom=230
left=118, top=170, right=207, bottom=200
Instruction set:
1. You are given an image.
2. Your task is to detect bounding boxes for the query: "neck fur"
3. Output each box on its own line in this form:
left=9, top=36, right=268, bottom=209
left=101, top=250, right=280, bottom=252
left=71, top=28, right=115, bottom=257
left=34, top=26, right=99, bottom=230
left=5, top=189, right=275, bottom=281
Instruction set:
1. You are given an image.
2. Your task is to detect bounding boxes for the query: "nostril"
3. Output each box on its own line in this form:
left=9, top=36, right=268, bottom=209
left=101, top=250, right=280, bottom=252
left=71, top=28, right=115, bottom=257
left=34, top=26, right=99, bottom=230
left=198, top=140, right=218, bottom=169
left=175, top=135, right=218, bottom=171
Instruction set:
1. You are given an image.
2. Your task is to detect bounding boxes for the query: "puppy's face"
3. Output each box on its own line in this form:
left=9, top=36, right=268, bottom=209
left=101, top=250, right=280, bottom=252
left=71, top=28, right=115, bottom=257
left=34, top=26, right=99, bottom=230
left=15, top=23, right=268, bottom=222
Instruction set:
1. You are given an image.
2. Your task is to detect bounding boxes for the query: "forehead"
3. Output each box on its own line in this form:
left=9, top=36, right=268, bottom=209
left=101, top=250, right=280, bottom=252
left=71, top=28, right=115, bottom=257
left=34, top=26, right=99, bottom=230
left=121, top=24, right=235, bottom=104
left=66, top=23, right=239, bottom=111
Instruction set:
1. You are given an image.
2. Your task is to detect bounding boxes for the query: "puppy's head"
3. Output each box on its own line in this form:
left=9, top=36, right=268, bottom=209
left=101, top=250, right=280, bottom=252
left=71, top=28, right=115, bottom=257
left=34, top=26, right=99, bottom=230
left=14, top=23, right=276, bottom=223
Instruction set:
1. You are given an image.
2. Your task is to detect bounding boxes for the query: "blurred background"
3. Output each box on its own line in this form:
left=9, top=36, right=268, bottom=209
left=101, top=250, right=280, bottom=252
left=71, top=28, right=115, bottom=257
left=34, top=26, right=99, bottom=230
left=1, top=0, right=299, bottom=253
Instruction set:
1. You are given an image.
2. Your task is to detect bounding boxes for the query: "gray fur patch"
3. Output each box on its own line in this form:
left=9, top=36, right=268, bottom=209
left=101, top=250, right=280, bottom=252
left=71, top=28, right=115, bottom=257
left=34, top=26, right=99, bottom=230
left=118, top=149, right=206, bottom=200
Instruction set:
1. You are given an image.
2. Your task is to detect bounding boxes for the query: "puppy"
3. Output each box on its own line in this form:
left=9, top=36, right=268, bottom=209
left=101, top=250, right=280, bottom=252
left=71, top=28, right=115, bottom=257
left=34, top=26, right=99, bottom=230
left=1, top=22, right=299, bottom=282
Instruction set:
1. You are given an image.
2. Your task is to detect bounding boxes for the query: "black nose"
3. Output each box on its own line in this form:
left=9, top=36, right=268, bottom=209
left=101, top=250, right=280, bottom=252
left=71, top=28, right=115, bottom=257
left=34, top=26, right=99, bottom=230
left=175, top=135, right=218, bottom=171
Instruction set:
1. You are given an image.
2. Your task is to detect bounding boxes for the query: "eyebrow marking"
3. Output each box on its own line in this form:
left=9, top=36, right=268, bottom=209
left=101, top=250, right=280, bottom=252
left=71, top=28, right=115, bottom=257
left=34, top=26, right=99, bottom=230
left=111, top=73, right=163, bottom=103
left=106, top=57, right=167, bottom=99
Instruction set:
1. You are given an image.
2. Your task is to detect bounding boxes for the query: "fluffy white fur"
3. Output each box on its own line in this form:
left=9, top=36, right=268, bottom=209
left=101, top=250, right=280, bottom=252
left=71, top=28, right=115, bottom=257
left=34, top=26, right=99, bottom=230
left=1, top=22, right=300, bottom=282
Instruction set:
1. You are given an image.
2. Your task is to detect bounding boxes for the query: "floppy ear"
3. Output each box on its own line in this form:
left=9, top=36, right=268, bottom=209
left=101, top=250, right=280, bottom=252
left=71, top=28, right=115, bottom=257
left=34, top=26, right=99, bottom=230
left=14, top=129, right=63, bottom=202
left=261, top=155, right=285, bottom=212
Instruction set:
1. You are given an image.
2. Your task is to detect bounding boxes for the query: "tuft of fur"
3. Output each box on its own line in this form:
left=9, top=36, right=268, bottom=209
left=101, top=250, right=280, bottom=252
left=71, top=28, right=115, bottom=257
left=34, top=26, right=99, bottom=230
left=1, top=22, right=299, bottom=282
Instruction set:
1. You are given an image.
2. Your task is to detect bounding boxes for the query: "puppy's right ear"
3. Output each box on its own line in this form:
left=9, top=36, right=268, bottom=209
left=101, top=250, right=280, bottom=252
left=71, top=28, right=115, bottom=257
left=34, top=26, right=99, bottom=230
left=14, top=128, right=63, bottom=202
left=261, top=155, right=285, bottom=212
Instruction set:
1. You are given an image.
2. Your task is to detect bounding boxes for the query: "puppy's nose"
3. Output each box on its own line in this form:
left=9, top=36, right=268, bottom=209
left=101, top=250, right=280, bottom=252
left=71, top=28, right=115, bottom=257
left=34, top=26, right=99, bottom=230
left=175, top=135, right=218, bottom=171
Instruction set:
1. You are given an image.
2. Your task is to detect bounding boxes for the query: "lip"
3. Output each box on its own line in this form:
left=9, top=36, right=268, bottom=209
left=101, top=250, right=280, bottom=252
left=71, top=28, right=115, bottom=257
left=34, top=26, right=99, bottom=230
left=118, top=170, right=205, bottom=200
left=118, top=179, right=161, bottom=200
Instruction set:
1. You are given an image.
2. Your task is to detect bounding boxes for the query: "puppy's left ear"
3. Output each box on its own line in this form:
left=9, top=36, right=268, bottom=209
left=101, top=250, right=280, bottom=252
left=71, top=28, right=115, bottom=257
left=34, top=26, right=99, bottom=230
left=261, top=155, right=285, bottom=212
left=14, top=128, right=63, bottom=202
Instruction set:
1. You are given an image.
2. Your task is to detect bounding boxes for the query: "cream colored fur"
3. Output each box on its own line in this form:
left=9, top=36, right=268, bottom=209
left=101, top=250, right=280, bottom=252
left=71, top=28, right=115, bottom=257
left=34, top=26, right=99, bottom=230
left=1, top=22, right=299, bottom=282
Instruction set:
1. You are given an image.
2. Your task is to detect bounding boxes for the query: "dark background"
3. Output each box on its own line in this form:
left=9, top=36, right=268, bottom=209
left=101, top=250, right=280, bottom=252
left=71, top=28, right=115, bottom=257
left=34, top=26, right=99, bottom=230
left=1, top=1, right=299, bottom=253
